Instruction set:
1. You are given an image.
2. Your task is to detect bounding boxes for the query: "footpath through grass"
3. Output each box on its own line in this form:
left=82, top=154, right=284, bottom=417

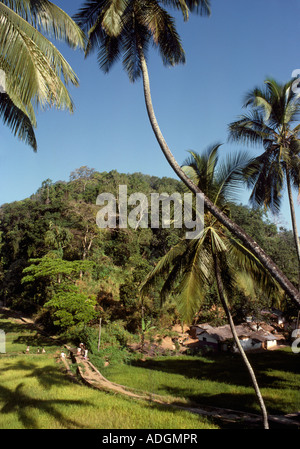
left=1, top=309, right=299, bottom=429
left=0, top=310, right=218, bottom=429
left=99, top=349, right=300, bottom=417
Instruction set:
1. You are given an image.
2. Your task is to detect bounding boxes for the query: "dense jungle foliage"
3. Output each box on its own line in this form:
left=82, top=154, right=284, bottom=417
left=0, top=168, right=298, bottom=345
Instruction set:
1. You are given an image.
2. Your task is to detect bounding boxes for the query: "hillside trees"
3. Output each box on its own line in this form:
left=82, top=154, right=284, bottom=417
left=0, top=170, right=297, bottom=329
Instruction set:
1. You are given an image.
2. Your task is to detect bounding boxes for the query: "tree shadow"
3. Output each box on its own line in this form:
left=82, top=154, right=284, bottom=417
left=144, top=395, right=293, bottom=429
left=0, top=319, right=32, bottom=335
left=0, top=359, right=72, bottom=390
left=130, top=351, right=300, bottom=415
left=132, top=350, right=300, bottom=385
left=0, top=382, right=91, bottom=429
left=0, top=310, right=65, bottom=349
left=13, top=334, right=60, bottom=349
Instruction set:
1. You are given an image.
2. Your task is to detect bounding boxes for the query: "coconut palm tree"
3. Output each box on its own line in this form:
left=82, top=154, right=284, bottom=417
left=74, top=0, right=300, bottom=308
left=0, top=0, right=86, bottom=149
left=228, top=78, right=300, bottom=287
left=141, top=145, right=281, bottom=429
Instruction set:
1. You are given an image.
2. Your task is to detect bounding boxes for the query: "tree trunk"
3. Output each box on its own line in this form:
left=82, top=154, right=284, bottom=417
left=213, top=251, right=269, bottom=429
left=137, top=45, right=300, bottom=309
left=286, top=169, right=300, bottom=289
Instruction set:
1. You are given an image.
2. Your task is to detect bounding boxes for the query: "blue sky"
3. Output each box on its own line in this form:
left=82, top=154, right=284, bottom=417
left=1, top=0, right=300, bottom=231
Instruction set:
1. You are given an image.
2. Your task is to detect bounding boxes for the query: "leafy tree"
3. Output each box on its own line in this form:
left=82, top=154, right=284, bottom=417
left=228, top=78, right=300, bottom=286
left=0, top=169, right=298, bottom=331
left=22, top=252, right=94, bottom=286
left=21, top=251, right=95, bottom=331
left=44, top=221, right=73, bottom=258
left=70, top=166, right=96, bottom=193
left=141, top=145, right=281, bottom=429
left=41, top=179, right=54, bottom=205
left=0, top=0, right=85, bottom=148
left=44, top=284, right=97, bottom=334
left=74, top=0, right=300, bottom=308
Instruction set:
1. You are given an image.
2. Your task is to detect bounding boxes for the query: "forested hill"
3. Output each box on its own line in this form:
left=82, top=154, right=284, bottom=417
left=0, top=168, right=298, bottom=334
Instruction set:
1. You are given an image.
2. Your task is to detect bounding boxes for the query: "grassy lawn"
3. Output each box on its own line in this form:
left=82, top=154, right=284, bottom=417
left=0, top=310, right=62, bottom=355
left=1, top=309, right=299, bottom=429
left=100, top=350, right=300, bottom=417
left=0, top=355, right=218, bottom=429
left=0, top=311, right=218, bottom=429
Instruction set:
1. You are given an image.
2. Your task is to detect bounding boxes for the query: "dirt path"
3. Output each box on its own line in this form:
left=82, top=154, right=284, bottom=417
left=1, top=308, right=298, bottom=429
left=65, top=346, right=300, bottom=429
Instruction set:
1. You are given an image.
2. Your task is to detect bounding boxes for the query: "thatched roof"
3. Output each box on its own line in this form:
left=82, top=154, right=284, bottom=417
left=192, top=323, right=281, bottom=343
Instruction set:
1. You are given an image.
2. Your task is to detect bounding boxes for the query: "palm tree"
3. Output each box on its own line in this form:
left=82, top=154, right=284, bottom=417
left=141, top=145, right=281, bottom=429
left=0, top=0, right=86, bottom=149
left=74, top=0, right=300, bottom=308
left=228, top=78, right=300, bottom=287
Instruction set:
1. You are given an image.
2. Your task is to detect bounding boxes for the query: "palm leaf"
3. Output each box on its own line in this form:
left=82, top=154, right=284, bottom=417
left=227, top=235, right=282, bottom=298
left=214, top=149, right=251, bottom=205
left=139, top=237, right=188, bottom=295
left=174, top=241, right=211, bottom=322
left=2, top=0, right=86, bottom=48
left=0, top=92, right=37, bottom=149
left=0, top=1, right=81, bottom=126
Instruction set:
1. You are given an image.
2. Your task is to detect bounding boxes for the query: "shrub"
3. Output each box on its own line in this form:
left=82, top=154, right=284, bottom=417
left=76, top=321, right=139, bottom=369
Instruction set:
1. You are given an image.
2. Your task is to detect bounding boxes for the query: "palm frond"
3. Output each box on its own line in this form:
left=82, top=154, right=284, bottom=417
left=75, top=0, right=187, bottom=81
left=214, top=149, right=251, bottom=205
left=244, top=152, right=284, bottom=213
left=139, top=237, right=188, bottom=295
left=139, top=0, right=185, bottom=66
left=182, top=144, right=222, bottom=199
left=101, top=0, right=127, bottom=37
left=0, top=2, right=79, bottom=123
left=174, top=242, right=211, bottom=322
left=0, top=92, right=37, bottom=150
left=227, top=235, right=282, bottom=298
left=2, top=0, right=86, bottom=48
left=183, top=0, right=211, bottom=16
left=228, top=110, right=275, bottom=148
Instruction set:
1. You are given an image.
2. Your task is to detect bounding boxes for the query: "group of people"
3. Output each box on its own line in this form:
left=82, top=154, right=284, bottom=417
left=77, top=342, right=88, bottom=360
left=25, top=346, right=46, bottom=354
left=25, top=343, right=88, bottom=360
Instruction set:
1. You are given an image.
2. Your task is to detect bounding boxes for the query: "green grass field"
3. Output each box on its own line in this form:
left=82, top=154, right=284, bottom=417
left=100, top=350, right=300, bottom=417
left=1, top=309, right=299, bottom=429
left=0, top=355, right=219, bottom=429
left=0, top=311, right=218, bottom=429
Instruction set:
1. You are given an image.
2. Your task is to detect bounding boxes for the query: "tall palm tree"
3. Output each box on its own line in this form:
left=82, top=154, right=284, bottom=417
left=74, top=0, right=300, bottom=308
left=141, top=145, right=281, bottom=429
left=228, top=78, right=300, bottom=286
left=0, top=0, right=86, bottom=149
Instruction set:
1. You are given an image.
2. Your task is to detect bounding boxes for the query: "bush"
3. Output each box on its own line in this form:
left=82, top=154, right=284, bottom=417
left=76, top=322, right=139, bottom=369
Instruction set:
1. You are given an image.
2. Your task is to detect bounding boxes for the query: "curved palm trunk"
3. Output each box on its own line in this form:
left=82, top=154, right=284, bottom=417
left=212, top=252, right=269, bottom=429
left=286, top=169, right=300, bottom=289
left=137, top=45, right=300, bottom=309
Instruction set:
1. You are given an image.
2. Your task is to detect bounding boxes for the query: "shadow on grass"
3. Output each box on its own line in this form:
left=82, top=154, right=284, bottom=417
left=0, top=359, right=72, bottom=390
left=144, top=397, right=290, bottom=430
left=0, top=382, right=91, bottom=429
left=130, top=350, right=300, bottom=415
left=0, top=358, right=94, bottom=428
left=132, top=350, right=299, bottom=384
left=0, top=311, right=65, bottom=350
left=0, top=319, right=32, bottom=335
left=13, top=334, right=61, bottom=349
